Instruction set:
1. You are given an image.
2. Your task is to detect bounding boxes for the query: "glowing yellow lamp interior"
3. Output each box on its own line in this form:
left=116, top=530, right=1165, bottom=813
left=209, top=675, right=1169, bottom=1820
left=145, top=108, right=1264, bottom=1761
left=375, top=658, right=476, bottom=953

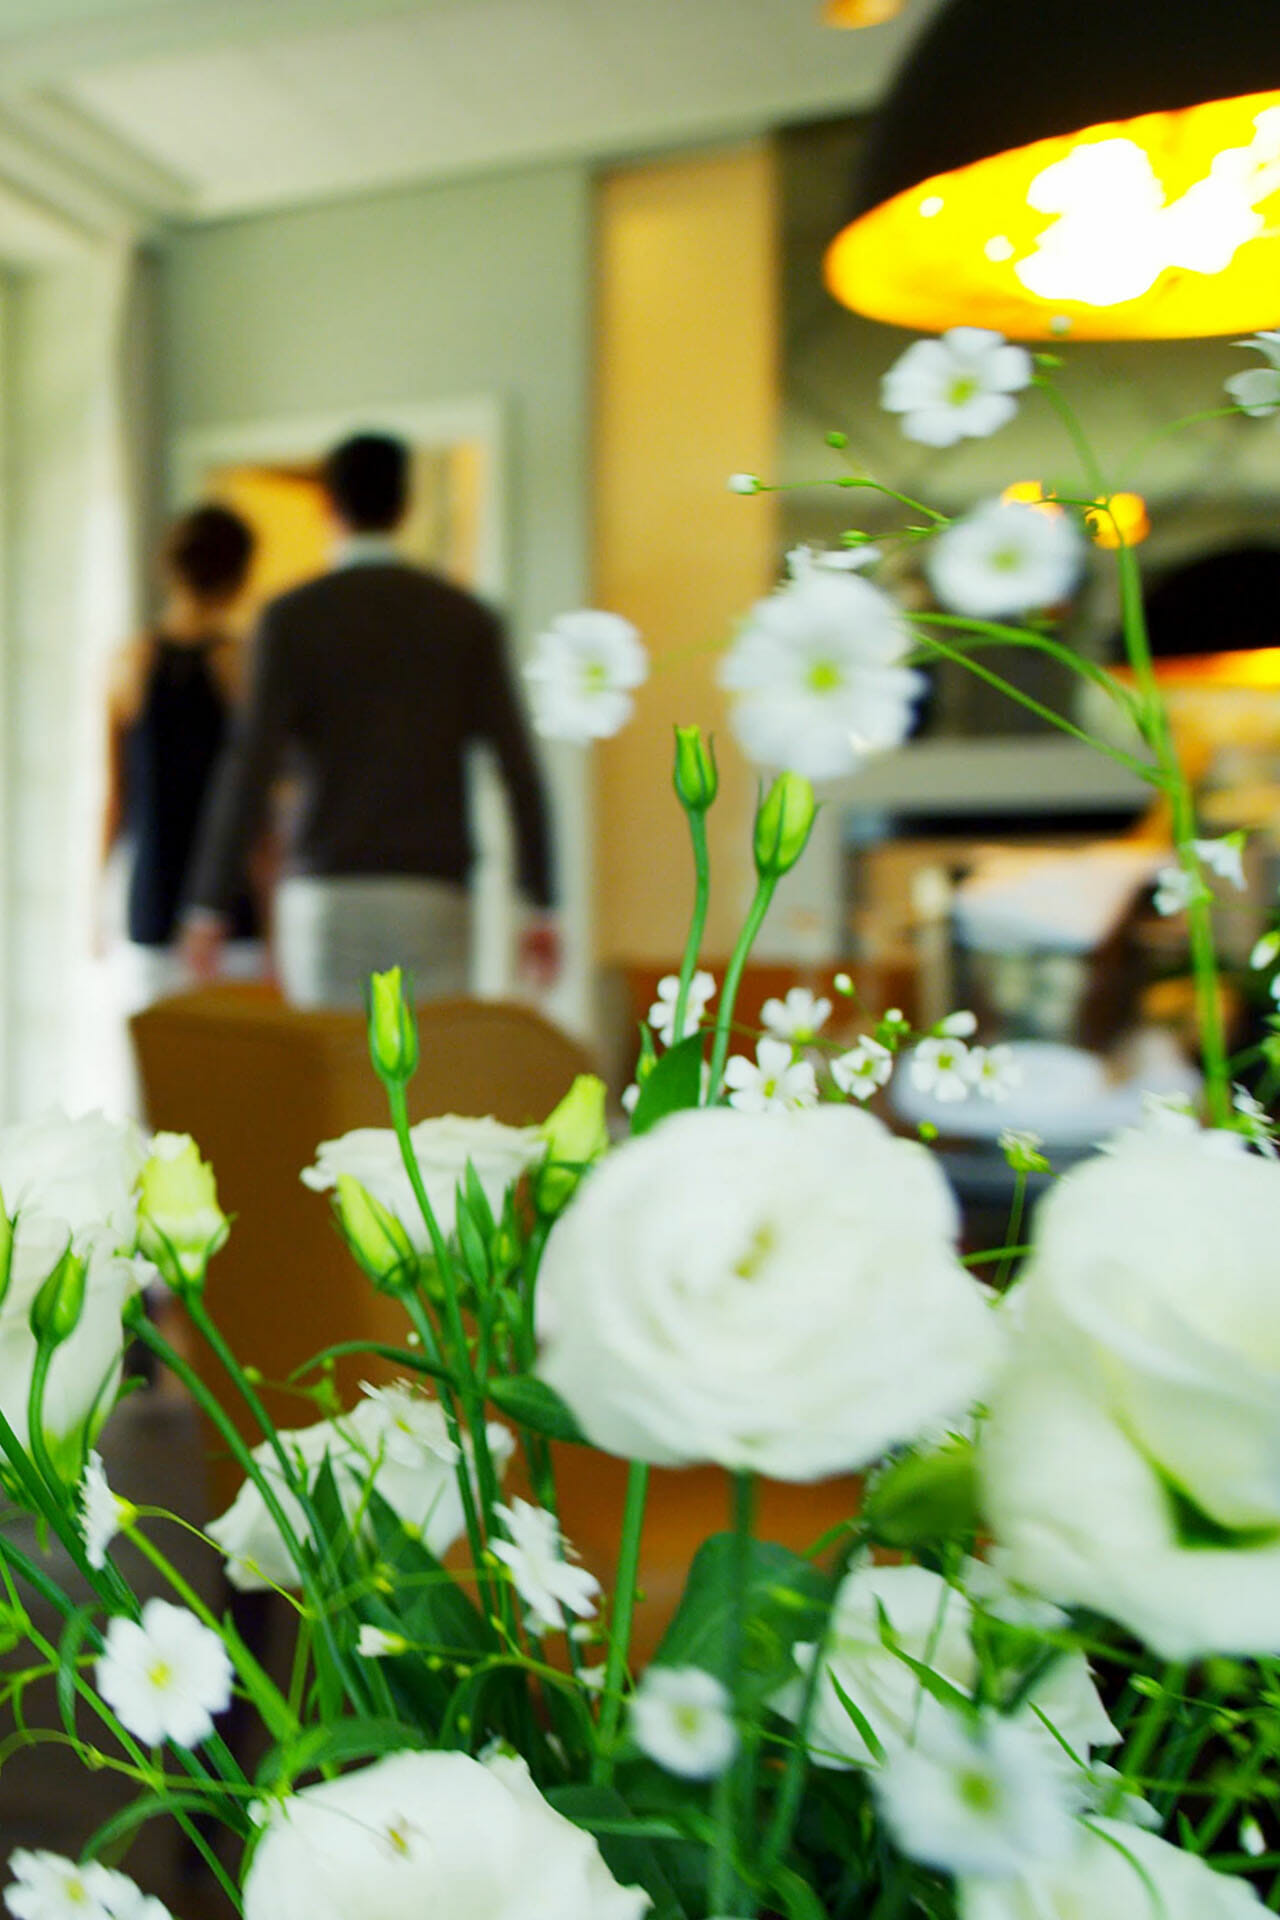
left=822, top=0, right=906, bottom=24
left=827, top=91, right=1280, bottom=339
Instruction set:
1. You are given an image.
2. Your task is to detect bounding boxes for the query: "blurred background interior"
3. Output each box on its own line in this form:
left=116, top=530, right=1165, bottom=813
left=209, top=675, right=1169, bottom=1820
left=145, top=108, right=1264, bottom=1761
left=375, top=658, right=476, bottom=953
left=3, top=2, right=1280, bottom=1892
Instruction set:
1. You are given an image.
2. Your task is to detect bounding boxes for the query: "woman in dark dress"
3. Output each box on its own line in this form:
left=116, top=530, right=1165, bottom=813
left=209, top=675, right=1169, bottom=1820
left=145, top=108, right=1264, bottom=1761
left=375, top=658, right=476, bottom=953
left=103, top=505, right=263, bottom=1009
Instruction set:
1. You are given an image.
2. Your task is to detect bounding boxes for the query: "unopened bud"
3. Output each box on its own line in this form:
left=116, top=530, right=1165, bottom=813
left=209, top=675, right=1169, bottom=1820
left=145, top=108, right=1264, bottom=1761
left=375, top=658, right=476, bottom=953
left=538, top=1075, right=608, bottom=1212
left=138, top=1133, right=228, bottom=1293
left=753, top=772, right=817, bottom=880
left=29, top=1247, right=87, bottom=1348
left=335, top=1174, right=416, bottom=1293
left=368, top=967, right=419, bottom=1084
left=672, top=725, right=718, bottom=814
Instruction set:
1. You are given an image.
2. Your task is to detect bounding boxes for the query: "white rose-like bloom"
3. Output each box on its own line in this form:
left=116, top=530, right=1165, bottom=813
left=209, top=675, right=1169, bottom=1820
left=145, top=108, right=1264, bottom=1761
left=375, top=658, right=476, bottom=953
left=926, top=500, right=1082, bottom=620
left=0, top=1110, right=146, bottom=1259
left=0, top=1218, right=142, bottom=1468
left=881, top=328, right=1033, bottom=448
left=773, top=1563, right=1114, bottom=1771
left=301, top=1115, right=543, bottom=1253
left=981, top=1134, right=1280, bottom=1655
left=242, top=1749, right=649, bottom=1920
left=523, top=609, right=647, bottom=743
left=719, top=572, right=923, bottom=781
left=960, top=1817, right=1264, bottom=1919
left=208, top=1385, right=513, bottom=1591
left=535, top=1106, right=1001, bottom=1480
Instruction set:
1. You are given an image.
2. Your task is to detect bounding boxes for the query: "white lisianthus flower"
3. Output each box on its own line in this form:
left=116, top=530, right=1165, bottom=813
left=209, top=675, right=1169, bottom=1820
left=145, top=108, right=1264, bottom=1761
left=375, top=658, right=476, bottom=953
left=5, top=1850, right=171, bottom=1920
left=881, top=328, right=1033, bottom=447
left=909, top=1036, right=974, bottom=1103
left=773, top=1563, right=1114, bottom=1772
left=629, top=1666, right=738, bottom=1779
left=1225, top=331, right=1280, bottom=417
left=981, top=1134, right=1280, bottom=1655
left=301, top=1115, right=542, bottom=1252
left=1153, top=864, right=1196, bottom=915
left=491, top=1497, right=600, bottom=1633
left=719, top=572, right=923, bottom=781
left=647, top=970, right=716, bottom=1048
left=137, top=1131, right=227, bottom=1288
left=925, top=500, right=1082, bottom=620
left=723, top=1038, right=819, bottom=1113
left=95, top=1598, right=233, bottom=1749
left=535, top=1105, right=1002, bottom=1480
left=243, top=1749, right=649, bottom=1920
left=208, top=1385, right=512, bottom=1591
left=1193, top=834, right=1247, bottom=890
left=760, top=986, right=832, bottom=1042
left=79, top=1451, right=131, bottom=1570
left=0, top=1111, right=147, bottom=1260
left=831, top=1037, right=893, bottom=1102
left=875, top=1708, right=1079, bottom=1879
left=959, top=1817, right=1265, bottom=1918
left=0, top=1218, right=143, bottom=1473
left=969, top=1045, right=1022, bottom=1102
left=523, top=609, right=647, bottom=743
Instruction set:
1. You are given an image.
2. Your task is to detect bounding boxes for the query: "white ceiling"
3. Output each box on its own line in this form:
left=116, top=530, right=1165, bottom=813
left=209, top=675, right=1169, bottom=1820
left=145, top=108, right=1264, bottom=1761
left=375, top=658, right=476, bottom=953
left=0, top=0, right=936, bottom=234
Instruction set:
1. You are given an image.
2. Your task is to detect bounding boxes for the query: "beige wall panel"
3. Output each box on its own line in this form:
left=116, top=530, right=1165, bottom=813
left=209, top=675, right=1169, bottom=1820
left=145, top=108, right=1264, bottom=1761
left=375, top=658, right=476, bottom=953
left=594, top=144, right=779, bottom=963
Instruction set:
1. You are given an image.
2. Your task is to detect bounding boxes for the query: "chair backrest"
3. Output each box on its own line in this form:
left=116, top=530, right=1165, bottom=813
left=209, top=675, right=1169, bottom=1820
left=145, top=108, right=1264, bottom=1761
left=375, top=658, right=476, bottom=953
left=131, top=984, right=595, bottom=1507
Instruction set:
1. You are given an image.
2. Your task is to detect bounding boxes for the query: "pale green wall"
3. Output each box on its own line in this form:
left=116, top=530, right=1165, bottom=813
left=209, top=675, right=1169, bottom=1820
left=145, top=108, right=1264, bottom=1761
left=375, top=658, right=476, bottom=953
left=156, top=160, right=593, bottom=644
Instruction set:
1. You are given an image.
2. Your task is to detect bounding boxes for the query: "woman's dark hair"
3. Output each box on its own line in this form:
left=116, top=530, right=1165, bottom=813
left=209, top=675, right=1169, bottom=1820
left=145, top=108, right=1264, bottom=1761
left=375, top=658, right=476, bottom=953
left=323, top=433, right=410, bottom=532
left=164, top=505, right=255, bottom=602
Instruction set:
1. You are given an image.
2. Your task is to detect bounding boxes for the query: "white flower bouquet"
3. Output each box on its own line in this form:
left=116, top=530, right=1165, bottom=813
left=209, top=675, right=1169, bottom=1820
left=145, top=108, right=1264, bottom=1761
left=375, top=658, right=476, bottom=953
left=3, top=339, right=1280, bottom=1920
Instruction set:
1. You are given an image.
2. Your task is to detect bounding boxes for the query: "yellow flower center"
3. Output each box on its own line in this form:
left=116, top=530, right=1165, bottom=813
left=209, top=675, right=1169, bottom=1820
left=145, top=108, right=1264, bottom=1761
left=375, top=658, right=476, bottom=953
left=958, top=1768, right=1000, bottom=1814
left=807, top=659, right=843, bottom=693
left=948, top=374, right=980, bottom=405
left=147, top=1658, right=173, bottom=1690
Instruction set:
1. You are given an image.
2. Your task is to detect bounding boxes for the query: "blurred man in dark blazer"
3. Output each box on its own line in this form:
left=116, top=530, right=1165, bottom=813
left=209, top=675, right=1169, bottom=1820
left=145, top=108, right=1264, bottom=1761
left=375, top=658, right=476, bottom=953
left=181, top=433, right=556, bottom=1005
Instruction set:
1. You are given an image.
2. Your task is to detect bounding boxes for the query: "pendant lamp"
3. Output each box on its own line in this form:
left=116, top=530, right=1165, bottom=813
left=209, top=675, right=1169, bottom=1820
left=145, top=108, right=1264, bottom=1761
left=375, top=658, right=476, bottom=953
left=825, top=0, right=1280, bottom=340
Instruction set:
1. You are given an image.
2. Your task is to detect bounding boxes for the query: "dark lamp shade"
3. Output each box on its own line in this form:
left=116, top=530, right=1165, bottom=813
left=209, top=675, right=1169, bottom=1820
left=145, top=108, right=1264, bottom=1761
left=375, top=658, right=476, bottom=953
left=826, top=0, right=1280, bottom=340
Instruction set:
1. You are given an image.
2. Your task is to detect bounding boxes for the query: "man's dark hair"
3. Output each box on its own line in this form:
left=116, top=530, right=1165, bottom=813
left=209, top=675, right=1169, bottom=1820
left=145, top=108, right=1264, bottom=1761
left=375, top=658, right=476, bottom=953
left=323, top=433, right=410, bottom=532
left=164, top=505, right=254, bottom=602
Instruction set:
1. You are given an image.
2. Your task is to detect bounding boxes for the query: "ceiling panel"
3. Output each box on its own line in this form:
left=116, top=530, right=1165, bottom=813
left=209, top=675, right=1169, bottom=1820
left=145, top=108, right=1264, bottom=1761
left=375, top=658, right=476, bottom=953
left=44, top=0, right=935, bottom=219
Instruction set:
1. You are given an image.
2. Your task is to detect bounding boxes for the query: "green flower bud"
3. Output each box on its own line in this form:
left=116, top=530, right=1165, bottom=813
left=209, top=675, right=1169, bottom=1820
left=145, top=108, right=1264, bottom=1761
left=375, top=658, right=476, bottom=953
left=753, top=772, right=817, bottom=880
left=538, top=1074, right=608, bottom=1211
left=29, top=1247, right=87, bottom=1348
left=335, top=1173, right=417, bottom=1293
left=138, top=1133, right=229, bottom=1293
left=864, top=1441, right=980, bottom=1550
left=367, top=966, right=419, bottom=1084
left=0, top=1186, right=12, bottom=1309
left=672, top=725, right=718, bottom=813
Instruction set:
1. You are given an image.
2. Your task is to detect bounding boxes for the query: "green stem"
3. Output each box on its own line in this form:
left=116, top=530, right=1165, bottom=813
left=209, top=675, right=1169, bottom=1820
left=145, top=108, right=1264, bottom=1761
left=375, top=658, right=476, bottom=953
left=995, top=1170, right=1028, bottom=1292
left=592, top=1460, right=649, bottom=1785
left=672, top=808, right=711, bottom=1049
left=1116, top=1663, right=1187, bottom=1809
left=710, top=1471, right=757, bottom=1917
left=910, top=611, right=1147, bottom=723
left=707, top=874, right=780, bottom=1100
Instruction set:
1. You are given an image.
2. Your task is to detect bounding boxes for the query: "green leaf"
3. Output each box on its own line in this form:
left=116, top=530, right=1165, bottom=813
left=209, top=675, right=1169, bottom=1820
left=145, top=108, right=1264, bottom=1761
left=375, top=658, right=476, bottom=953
left=462, top=1161, right=497, bottom=1241
left=364, top=1490, right=496, bottom=1658
left=488, top=1374, right=590, bottom=1445
left=864, top=1441, right=980, bottom=1550
left=85, top=1790, right=240, bottom=1860
left=257, top=1714, right=427, bottom=1793
left=875, top=1600, right=974, bottom=1720
left=55, top=1603, right=96, bottom=1739
left=630, top=1032, right=705, bottom=1136
left=548, top=1784, right=692, bottom=1919
left=827, top=1667, right=886, bottom=1766
left=455, top=1195, right=491, bottom=1290
left=767, top=1860, right=831, bottom=1920
left=654, top=1534, right=830, bottom=1703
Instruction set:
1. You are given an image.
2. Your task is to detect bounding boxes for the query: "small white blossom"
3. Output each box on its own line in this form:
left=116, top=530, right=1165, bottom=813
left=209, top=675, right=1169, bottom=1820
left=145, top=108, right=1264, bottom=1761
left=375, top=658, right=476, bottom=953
left=834, top=971, right=854, bottom=996
left=4, top=1851, right=171, bottom=1920
left=969, top=1044, right=1022, bottom=1102
left=723, top=1038, right=819, bottom=1113
left=1193, top=834, right=1246, bottom=890
left=629, top=1666, right=738, bottom=1779
left=882, top=327, right=1033, bottom=447
left=938, top=1009, right=978, bottom=1038
left=999, top=1129, right=1049, bottom=1174
left=647, top=970, right=716, bottom=1048
left=95, top=1598, right=233, bottom=1749
left=524, top=610, right=647, bottom=743
left=786, top=542, right=882, bottom=580
left=874, top=1709, right=1079, bottom=1879
left=926, top=499, right=1082, bottom=619
left=1240, top=1815, right=1267, bottom=1857
left=356, top=1626, right=408, bottom=1659
left=1226, top=332, right=1280, bottom=416
left=909, top=1036, right=974, bottom=1104
left=79, top=1451, right=130, bottom=1571
left=620, top=1082, right=641, bottom=1115
left=491, top=1498, right=600, bottom=1633
left=1251, top=930, right=1280, bottom=970
left=1153, top=864, right=1195, bottom=916
left=719, top=571, right=922, bottom=781
left=727, top=472, right=761, bottom=494
left=831, top=1037, right=893, bottom=1101
left=760, top=987, right=832, bottom=1042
